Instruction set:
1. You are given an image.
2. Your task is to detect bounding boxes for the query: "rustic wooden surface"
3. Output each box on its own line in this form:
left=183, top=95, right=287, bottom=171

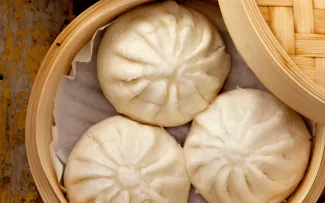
left=0, top=0, right=73, bottom=202
left=1, top=0, right=325, bottom=202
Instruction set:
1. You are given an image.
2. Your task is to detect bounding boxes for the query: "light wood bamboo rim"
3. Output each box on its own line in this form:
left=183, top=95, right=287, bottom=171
left=26, top=0, right=325, bottom=202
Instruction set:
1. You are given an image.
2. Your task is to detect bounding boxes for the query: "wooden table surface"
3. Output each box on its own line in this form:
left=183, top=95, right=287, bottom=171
left=0, top=0, right=325, bottom=203
left=0, top=0, right=73, bottom=202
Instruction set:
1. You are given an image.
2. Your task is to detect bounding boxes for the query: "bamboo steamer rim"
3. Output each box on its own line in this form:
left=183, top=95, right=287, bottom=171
left=25, top=0, right=325, bottom=202
left=26, top=0, right=153, bottom=202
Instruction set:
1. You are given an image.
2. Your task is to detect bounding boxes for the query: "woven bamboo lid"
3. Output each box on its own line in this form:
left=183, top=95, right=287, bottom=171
left=257, top=0, right=325, bottom=85
left=219, top=0, right=325, bottom=124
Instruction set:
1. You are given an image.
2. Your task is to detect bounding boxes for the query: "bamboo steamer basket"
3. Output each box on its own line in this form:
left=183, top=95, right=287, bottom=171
left=25, top=0, right=325, bottom=202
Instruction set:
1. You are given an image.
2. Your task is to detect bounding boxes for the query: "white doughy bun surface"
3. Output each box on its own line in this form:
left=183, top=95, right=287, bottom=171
left=97, top=1, right=230, bottom=127
left=64, top=116, right=190, bottom=203
left=184, top=89, right=311, bottom=203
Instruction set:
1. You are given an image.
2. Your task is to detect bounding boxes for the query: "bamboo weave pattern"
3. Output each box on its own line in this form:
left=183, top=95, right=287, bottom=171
left=257, top=0, right=325, bottom=86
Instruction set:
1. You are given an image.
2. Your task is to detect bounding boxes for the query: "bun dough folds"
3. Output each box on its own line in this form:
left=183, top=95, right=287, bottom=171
left=65, top=116, right=190, bottom=203
left=97, top=1, right=230, bottom=127
left=184, top=89, right=311, bottom=203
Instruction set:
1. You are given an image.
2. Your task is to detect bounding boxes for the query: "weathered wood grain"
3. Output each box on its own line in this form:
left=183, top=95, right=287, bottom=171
left=0, top=0, right=73, bottom=202
left=2, top=0, right=325, bottom=202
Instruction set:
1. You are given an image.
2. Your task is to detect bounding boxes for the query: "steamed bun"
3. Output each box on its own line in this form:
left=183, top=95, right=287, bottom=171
left=64, top=116, right=191, bottom=203
left=97, top=1, right=230, bottom=127
left=184, top=89, right=311, bottom=203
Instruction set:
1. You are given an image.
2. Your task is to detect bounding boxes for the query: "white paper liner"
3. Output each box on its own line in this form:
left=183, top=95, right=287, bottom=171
left=50, top=17, right=315, bottom=203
